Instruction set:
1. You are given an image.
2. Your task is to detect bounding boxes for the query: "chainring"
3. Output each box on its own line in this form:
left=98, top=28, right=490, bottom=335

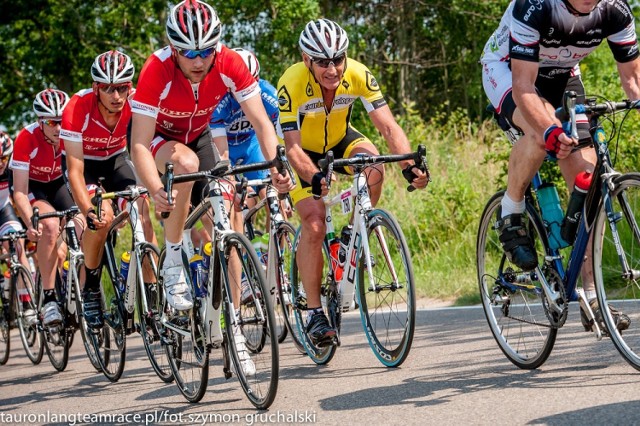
left=541, top=266, right=568, bottom=328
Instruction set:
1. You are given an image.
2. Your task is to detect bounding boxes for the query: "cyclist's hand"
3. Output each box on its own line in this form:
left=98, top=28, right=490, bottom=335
left=544, top=124, right=576, bottom=160
left=86, top=209, right=107, bottom=231
left=271, top=170, right=294, bottom=194
left=402, top=164, right=429, bottom=190
left=311, top=172, right=331, bottom=198
left=26, top=226, right=40, bottom=242
left=152, top=187, right=176, bottom=214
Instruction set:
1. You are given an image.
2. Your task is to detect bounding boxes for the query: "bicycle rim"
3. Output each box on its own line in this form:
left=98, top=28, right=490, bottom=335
left=161, top=251, right=209, bottom=403
left=358, top=209, right=416, bottom=367
left=0, top=282, right=11, bottom=365
left=99, top=289, right=126, bottom=382
left=275, top=222, right=305, bottom=350
left=14, top=264, right=43, bottom=364
left=477, top=191, right=557, bottom=369
left=225, top=232, right=278, bottom=409
left=593, top=173, right=640, bottom=370
left=137, top=243, right=173, bottom=382
left=73, top=260, right=103, bottom=372
left=290, top=228, right=337, bottom=365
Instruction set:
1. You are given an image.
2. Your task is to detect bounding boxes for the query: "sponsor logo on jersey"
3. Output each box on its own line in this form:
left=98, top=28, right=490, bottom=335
left=306, top=83, right=314, bottom=97
left=342, top=80, right=350, bottom=90
left=365, top=71, right=380, bottom=92
left=277, top=86, right=292, bottom=113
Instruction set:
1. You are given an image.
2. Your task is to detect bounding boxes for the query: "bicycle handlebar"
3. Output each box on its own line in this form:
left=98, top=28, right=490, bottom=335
left=31, top=205, right=81, bottom=231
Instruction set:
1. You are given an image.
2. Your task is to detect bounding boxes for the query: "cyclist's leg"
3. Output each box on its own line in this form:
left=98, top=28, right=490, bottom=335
left=341, top=129, right=383, bottom=204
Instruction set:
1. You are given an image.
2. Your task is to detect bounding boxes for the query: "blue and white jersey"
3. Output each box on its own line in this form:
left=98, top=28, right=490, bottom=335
left=209, top=79, right=279, bottom=146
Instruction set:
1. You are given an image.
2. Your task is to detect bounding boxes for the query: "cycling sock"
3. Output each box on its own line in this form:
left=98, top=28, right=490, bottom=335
left=585, top=290, right=596, bottom=300
left=165, top=240, right=183, bottom=266
left=308, top=307, right=323, bottom=319
left=43, top=289, right=56, bottom=304
left=501, top=193, right=526, bottom=218
left=84, top=267, right=101, bottom=292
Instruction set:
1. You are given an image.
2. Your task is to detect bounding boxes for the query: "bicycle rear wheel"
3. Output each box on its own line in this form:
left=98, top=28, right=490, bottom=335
left=593, top=173, right=640, bottom=370
left=41, top=273, right=69, bottom=372
left=13, top=264, right=43, bottom=364
left=136, top=243, right=173, bottom=382
left=274, top=222, right=305, bottom=351
left=290, top=228, right=337, bottom=365
left=224, top=232, right=278, bottom=409
left=161, top=249, right=209, bottom=403
left=477, top=191, right=557, bottom=369
left=358, top=209, right=415, bottom=367
left=0, top=277, right=11, bottom=365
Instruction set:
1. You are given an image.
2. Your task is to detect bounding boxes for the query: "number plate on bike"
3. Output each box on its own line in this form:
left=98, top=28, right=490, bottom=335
left=341, top=192, right=352, bottom=214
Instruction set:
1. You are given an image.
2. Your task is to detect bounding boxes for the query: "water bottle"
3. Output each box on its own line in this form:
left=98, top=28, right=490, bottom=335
left=561, top=171, right=592, bottom=244
left=201, top=242, right=212, bottom=297
left=60, top=260, right=69, bottom=299
left=119, top=251, right=131, bottom=295
left=189, top=254, right=206, bottom=298
left=537, top=183, right=569, bottom=250
left=252, top=235, right=268, bottom=271
left=338, top=225, right=352, bottom=265
left=329, top=239, right=344, bottom=281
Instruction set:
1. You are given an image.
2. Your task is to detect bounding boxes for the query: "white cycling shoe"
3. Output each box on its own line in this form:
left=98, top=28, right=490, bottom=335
left=234, top=333, right=256, bottom=376
left=162, top=264, right=193, bottom=311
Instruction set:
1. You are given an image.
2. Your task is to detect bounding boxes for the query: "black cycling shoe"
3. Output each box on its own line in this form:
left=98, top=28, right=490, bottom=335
left=580, top=298, right=630, bottom=335
left=305, top=312, right=336, bottom=347
left=82, top=290, right=104, bottom=330
left=498, top=213, right=538, bottom=271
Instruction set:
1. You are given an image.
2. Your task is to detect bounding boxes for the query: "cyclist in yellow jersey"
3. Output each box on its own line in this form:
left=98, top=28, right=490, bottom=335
left=278, top=18, right=428, bottom=345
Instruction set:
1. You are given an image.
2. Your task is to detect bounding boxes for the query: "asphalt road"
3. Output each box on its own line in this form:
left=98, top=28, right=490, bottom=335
left=1, top=305, right=639, bottom=425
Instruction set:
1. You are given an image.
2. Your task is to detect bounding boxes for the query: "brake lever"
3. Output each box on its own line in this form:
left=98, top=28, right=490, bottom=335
left=161, top=163, right=174, bottom=219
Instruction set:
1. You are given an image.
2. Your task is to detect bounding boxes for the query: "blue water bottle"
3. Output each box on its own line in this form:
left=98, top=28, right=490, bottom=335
left=119, top=251, right=130, bottom=295
left=536, top=183, right=569, bottom=250
left=189, top=254, right=206, bottom=298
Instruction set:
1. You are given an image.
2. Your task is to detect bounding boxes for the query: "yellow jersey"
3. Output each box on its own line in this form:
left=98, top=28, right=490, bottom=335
left=277, top=59, right=386, bottom=154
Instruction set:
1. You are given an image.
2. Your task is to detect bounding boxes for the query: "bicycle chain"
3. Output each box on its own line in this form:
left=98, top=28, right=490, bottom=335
left=541, top=267, right=568, bottom=328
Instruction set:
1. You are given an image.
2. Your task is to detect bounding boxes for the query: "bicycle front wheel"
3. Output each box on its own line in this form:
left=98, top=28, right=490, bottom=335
left=160, top=249, right=209, bottom=403
left=358, top=209, right=415, bottom=368
left=136, top=243, right=173, bottom=382
left=0, top=287, right=9, bottom=365
left=73, top=259, right=106, bottom=372
left=477, top=191, right=557, bottom=369
left=41, top=273, right=69, bottom=372
left=224, top=232, right=278, bottom=409
left=13, top=264, right=43, bottom=364
left=593, top=173, right=640, bottom=370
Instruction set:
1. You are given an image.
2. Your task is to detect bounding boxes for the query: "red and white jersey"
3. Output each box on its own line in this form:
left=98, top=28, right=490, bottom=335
left=10, top=123, right=63, bottom=183
left=131, top=45, right=260, bottom=144
left=60, top=88, right=129, bottom=160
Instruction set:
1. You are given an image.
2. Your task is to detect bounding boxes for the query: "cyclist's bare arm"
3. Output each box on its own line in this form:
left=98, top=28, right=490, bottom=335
left=11, top=169, right=38, bottom=240
left=63, top=141, right=96, bottom=219
left=617, top=57, right=640, bottom=100
left=282, top=130, right=329, bottom=197
left=369, top=105, right=428, bottom=189
left=130, top=113, right=172, bottom=213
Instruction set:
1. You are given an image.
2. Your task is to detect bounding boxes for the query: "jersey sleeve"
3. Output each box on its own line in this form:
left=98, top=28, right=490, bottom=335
left=209, top=93, right=231, bottom=138
left=131, top=49, right=173, bottom=119
left=606, top=1, right=640, bottom=63
left=59, top=92, right=87, bottom=144
left=508, top=0, right=542, bottom=62
left=218, top=47, right=260, bottom=103
left=276, top=65, right=301, bottom=133
left=9, top=128, right=33, bottom=172
left=352, top=62, right=387, bottom=113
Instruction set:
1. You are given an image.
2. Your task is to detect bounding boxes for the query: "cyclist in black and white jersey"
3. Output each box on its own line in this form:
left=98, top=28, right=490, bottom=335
left=481, top=0, right=640, bottom=330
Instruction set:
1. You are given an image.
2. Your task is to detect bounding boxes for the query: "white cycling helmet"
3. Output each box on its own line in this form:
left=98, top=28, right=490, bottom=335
left=91, top=50, right=135, bottom=84
left=166, top=0, right=222, bottom=50
left=33, top=89, right=70, bottom=119
left=299, top=18, right=349, bottom=59
left=0, top=132, right=13, bottom=157
left=232, top=48, right=260, bottom=79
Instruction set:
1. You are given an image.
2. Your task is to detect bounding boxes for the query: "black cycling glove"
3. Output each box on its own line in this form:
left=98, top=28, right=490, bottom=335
left=402, top=164, right=421, bottom=185
left=311, top=172, right=324, bottom=197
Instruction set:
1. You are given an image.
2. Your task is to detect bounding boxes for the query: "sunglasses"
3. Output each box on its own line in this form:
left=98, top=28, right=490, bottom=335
left=176, top=47, right=216, bottom=60
left=312, top=54, right=346, bottom=68
left=0, top=156, right=9, bottom=163
left=98, top=84, right=131, bottom=95
left=41, top=119, right=62, bottom=127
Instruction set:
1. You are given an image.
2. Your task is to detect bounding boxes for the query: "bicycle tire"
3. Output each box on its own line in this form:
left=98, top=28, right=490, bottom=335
left=477, top=191, right=557, bottom=369
left=136, top=242, right=173, bottom=382
left=13, top=264, right=43, bottom=364
left=290, top=227, right=337, bottom=365
left=41, top=273, right=69, bottom=372
left=0, top=270, right=12, bottom=365
left=593, top=173, right=640, bottom=370
left=358, top=209, right=416, bottom=367
left=223, top=232, right=278, bottom=409
left=73, top=258, right=105, bottom=372
left=98, top=281, right=126, bottom=382
left=161, top=248, right=209, bottom=403
left=274, top=222, right=304, bottom=350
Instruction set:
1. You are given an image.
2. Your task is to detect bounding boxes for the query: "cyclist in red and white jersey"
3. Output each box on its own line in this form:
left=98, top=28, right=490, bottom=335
left=61, top=50, right=157, bottom=329
left=11, top=89, right=76, bottom=327
left=130, top=0, right=292, bottom=312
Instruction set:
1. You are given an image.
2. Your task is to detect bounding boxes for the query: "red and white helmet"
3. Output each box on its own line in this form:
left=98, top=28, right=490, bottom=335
left=299, top=18, right=349, bottom=59
left=91, top=50, right=135, bottom=84
left=166, top=0, right=222, bottom=50
left=0, top=132, right=13, bottom=157
left=33, top=89, right=69, bottom=119
left=232, top=48, right=260, bottom=79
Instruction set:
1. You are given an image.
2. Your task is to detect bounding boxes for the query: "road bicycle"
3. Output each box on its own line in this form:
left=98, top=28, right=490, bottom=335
left=477, top=91, right=640, bottom=369
left=289, top=146, right=428, bottom=367
left=159, top=147, right=290, bottom=407
left=0, top=230, right=42, bottom=365
left=33, top=206, right=104, bottom=372
left=89, top=183, right=167, bottom=382
left=237, top=174, right=299, bottom=348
